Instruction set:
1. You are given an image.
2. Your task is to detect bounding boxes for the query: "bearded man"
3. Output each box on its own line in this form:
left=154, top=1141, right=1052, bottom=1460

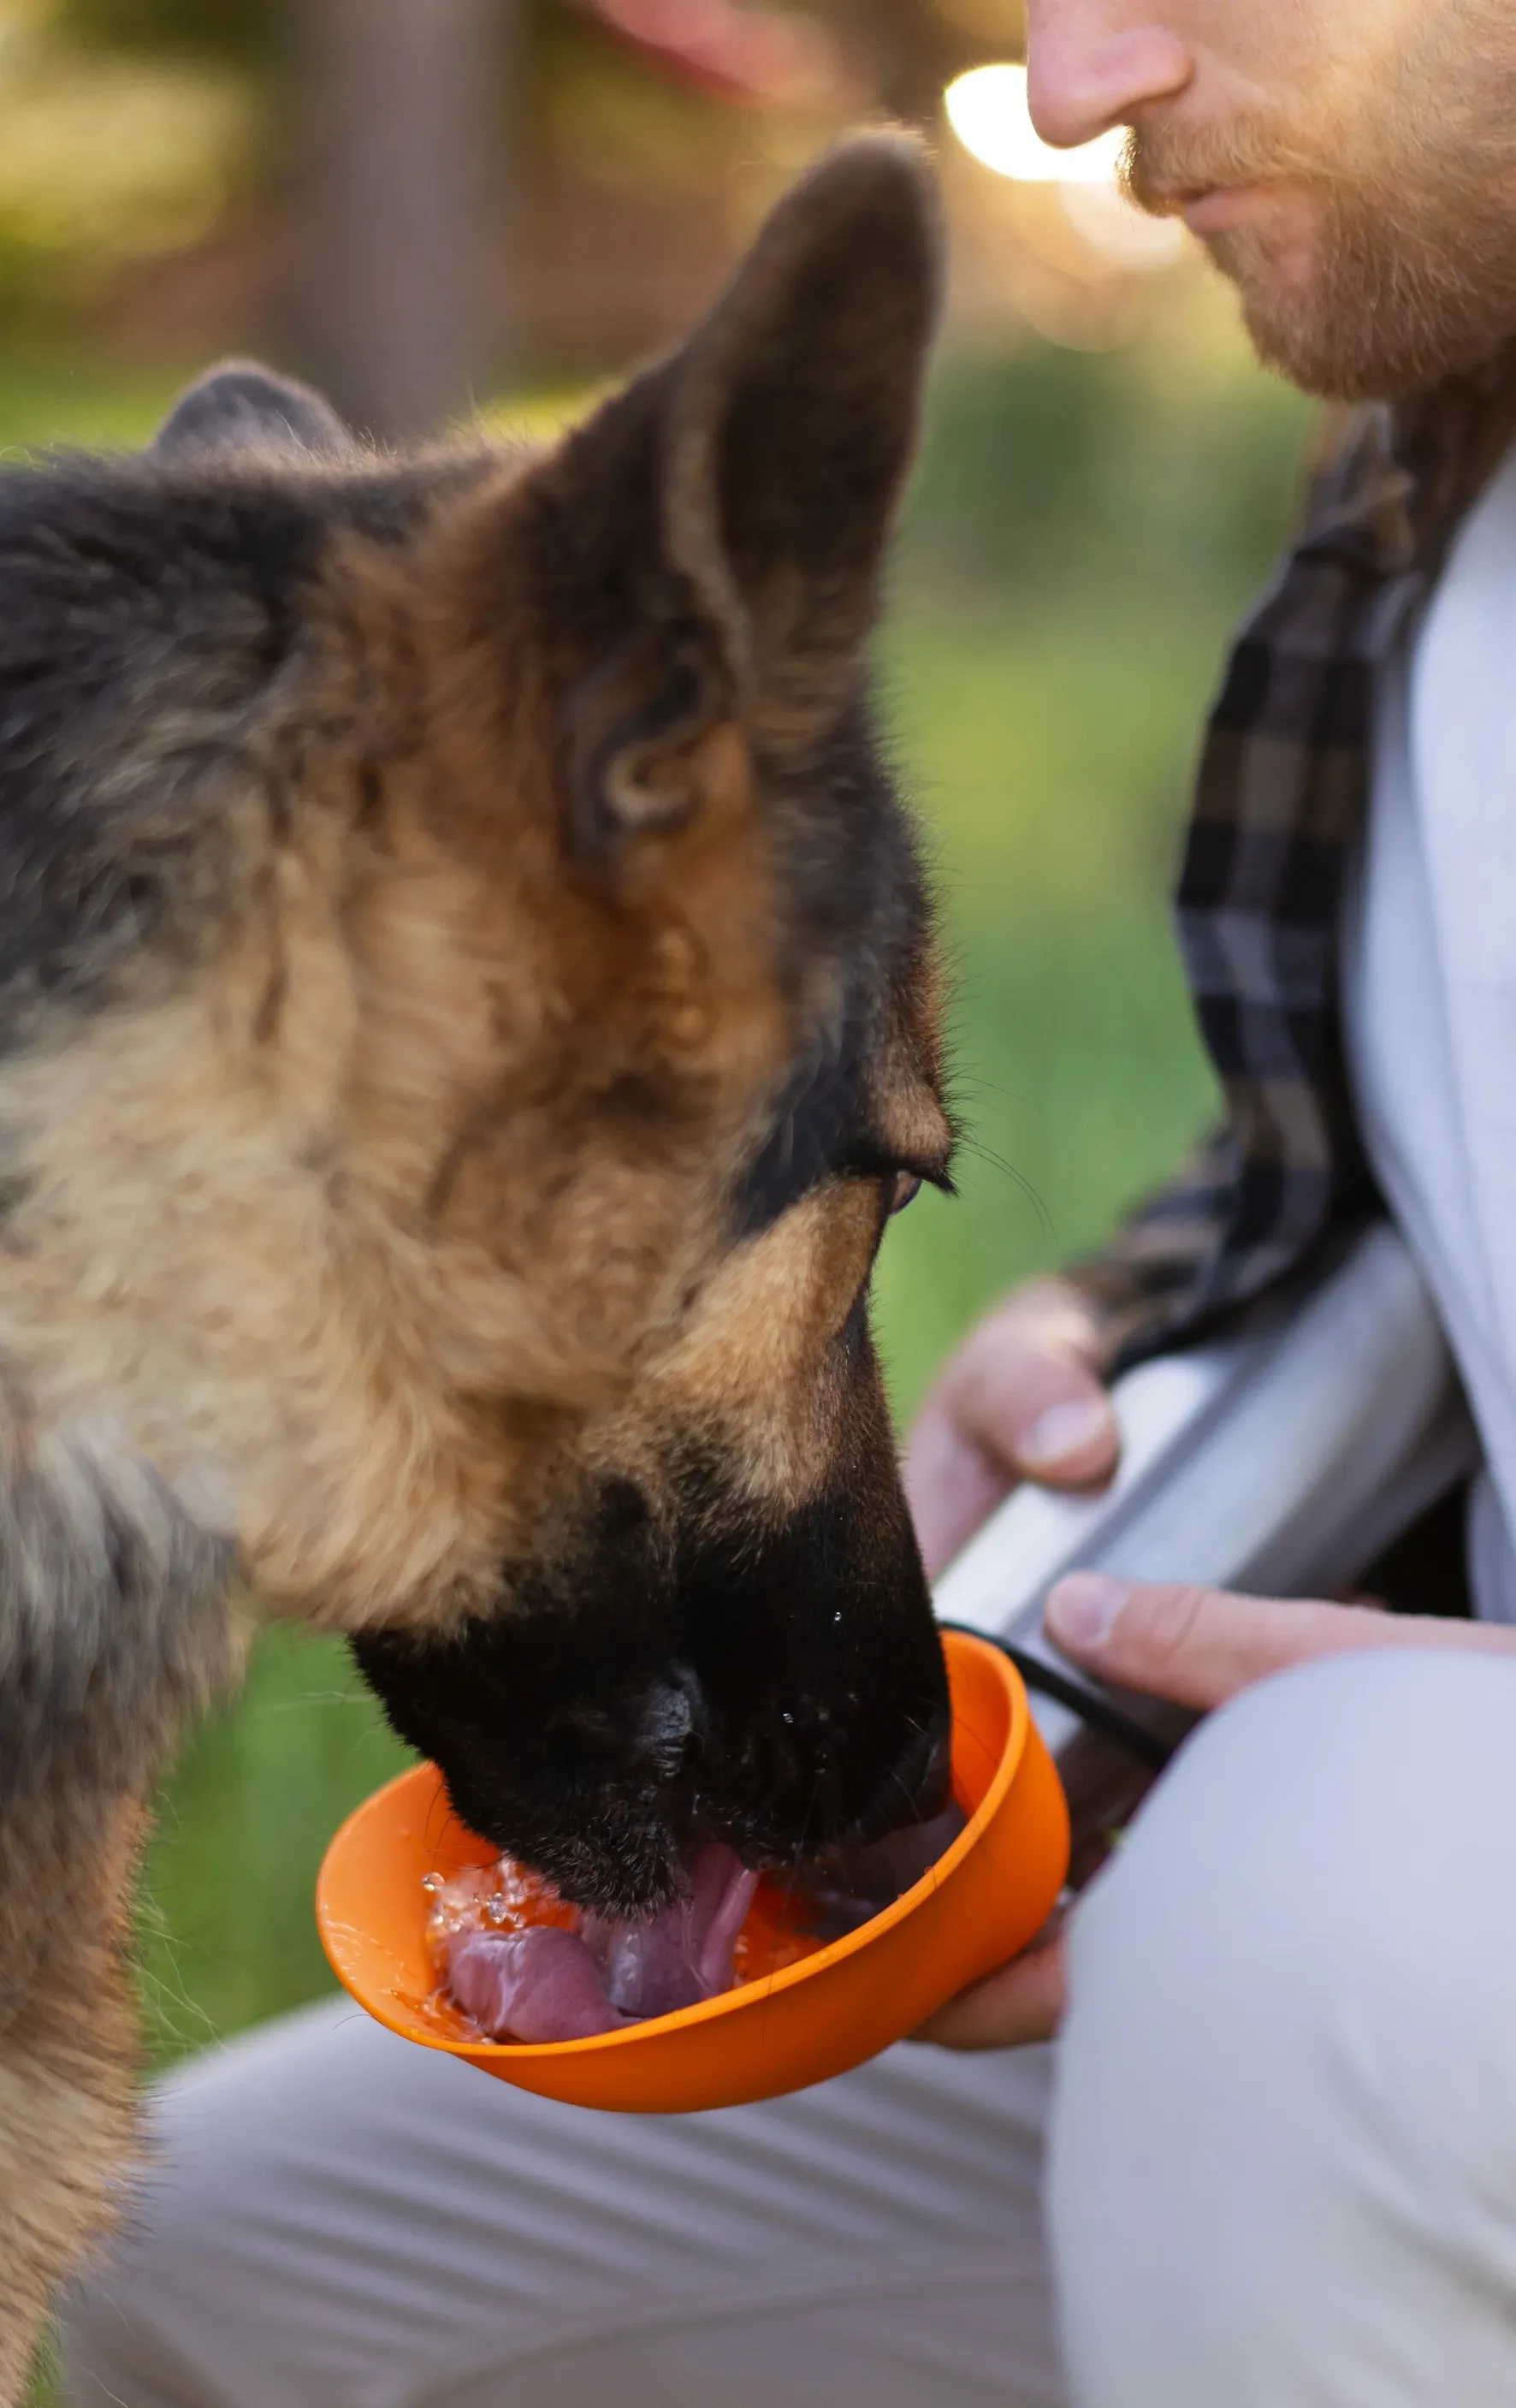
left=61, top=4, right=1516, bottom=2405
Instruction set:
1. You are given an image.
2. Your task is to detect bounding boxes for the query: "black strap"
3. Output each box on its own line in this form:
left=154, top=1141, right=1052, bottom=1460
left=937, top=1621, right=1176, bottom=1774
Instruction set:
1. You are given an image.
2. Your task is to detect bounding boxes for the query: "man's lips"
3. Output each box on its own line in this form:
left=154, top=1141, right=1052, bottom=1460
left=1181, top=184, right=1269, bottom=235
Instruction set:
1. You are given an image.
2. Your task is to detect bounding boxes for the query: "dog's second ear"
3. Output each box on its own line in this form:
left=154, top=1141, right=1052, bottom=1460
left=151, top=361, right=353, bottom=461
left=515, top=133, right=942, bottom=871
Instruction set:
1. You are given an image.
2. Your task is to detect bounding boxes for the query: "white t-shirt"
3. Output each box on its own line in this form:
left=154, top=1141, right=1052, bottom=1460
left=1344, top=438, right=1516, bottom=1622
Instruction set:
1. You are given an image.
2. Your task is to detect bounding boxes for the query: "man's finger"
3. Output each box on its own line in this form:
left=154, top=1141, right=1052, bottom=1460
left=903, top=1397, right=1016, bottom=1579
left=904, top=1281, right=1118, bottom=1541
left=954, top=1301, right=1117, bottom=1485
left=1045, top=1571, right=1516, bottom=1711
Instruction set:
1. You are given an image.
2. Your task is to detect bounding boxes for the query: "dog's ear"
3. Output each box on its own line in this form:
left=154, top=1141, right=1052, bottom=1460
left=151, top=361, right=354, bottom=461
left=517, top=133, right=942, bottom=870
left=658, top=128, right=942, bottom=727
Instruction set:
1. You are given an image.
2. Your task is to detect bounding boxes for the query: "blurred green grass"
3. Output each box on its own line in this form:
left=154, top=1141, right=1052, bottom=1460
left=0, top=343, right=1300, bottom=2078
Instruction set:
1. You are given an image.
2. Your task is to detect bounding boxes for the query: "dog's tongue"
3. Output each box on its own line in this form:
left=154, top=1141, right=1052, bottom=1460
left=441, top=1844, right=758, bottom=2041
left=582, top=1843, right=759, bottom=2018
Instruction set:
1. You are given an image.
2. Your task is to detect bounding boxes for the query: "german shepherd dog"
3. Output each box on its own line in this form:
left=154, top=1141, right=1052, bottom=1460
left=0, top=133, right=955, bottom=2382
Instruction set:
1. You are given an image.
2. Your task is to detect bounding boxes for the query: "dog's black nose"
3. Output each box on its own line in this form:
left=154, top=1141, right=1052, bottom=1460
left=636, top=1664, right=705, bottom=1778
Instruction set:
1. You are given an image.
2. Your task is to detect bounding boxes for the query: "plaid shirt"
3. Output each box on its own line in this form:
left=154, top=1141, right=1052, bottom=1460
left=1073, top=346, right=1516, bottom=1370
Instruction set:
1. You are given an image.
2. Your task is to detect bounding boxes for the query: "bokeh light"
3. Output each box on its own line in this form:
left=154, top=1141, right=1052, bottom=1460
left=945, top=64, right=1125, bottom=187
left=945, top=62, right=1185, bottom=271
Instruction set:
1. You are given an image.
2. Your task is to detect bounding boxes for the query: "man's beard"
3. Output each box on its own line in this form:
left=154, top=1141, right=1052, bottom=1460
left=1123, top=75, right=1516, bottom=402
left=1211, top=189, right=1516, bottom=402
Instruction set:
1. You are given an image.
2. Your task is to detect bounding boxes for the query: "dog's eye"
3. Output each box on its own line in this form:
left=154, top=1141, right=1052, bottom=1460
left=889, top=1171, right=922, bottom=1216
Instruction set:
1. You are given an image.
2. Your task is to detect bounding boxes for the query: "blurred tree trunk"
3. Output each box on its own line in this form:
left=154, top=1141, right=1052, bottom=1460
left=292, top=0, right=509, bottom=439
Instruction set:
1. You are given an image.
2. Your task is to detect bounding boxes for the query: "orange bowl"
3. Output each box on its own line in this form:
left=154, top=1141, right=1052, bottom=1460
left=316, top=1629, right=1069, bottom=2114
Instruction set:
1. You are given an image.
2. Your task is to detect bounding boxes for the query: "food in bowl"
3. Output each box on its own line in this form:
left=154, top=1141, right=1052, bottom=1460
left=426, top=1807, right=968, bottom=2043
left=316, top=1634, right=1071, bottom=2113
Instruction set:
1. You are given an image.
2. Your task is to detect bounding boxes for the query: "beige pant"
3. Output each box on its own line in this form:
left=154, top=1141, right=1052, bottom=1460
left=62, top=1652, right=1516, bottom=2406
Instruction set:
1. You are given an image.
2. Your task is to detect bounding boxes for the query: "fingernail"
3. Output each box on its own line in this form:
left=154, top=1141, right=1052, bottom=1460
left=1046, top=1572, right=1130, bottom=1652
left=1019, top=1398, right=1112, bottom=1469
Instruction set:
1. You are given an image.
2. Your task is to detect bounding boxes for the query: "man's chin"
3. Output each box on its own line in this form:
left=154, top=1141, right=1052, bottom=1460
left=1236, top=290, right=1395, bottom=403
left=1204, top=228, right=1356, bottom=398
left=1205, top=228, right=1393, bottom=400
left=1209, top=205, right=1516, bottom=404
left=1237, top=282, right=1513, bottom=406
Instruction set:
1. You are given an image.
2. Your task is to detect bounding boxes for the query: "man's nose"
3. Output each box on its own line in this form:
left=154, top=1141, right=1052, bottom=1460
left=1023, top=1, right=1192, bottom=151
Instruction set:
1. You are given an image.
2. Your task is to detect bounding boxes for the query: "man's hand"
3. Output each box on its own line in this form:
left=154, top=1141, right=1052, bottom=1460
left=1042, top=1569, right=1516, bottom=1709
left=903, top=1279, right=1120, bottom=1579
left=916, top=1570, right=1516, bottom=2051
left=913, top=1911, right=1070, bottom=2050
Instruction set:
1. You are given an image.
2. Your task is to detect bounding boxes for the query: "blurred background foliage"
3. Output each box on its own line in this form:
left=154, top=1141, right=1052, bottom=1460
left=2, top=0, right=1313, bottom=2297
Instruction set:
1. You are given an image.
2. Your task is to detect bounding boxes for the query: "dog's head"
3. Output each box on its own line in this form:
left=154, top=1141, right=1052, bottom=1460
left=0, top=136, right=953, bottom=1909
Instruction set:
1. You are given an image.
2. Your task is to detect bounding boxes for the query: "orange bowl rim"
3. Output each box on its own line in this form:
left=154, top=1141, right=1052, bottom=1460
left=316, top=1628, right=1028, bottom=2062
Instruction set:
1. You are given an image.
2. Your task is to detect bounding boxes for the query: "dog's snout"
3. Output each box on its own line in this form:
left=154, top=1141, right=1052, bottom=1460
left=895, top=1705, right=953, bottom=1824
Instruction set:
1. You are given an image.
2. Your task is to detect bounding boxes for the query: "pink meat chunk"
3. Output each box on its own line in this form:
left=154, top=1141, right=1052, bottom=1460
left=447, top=1925, right=629, bottom=2041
